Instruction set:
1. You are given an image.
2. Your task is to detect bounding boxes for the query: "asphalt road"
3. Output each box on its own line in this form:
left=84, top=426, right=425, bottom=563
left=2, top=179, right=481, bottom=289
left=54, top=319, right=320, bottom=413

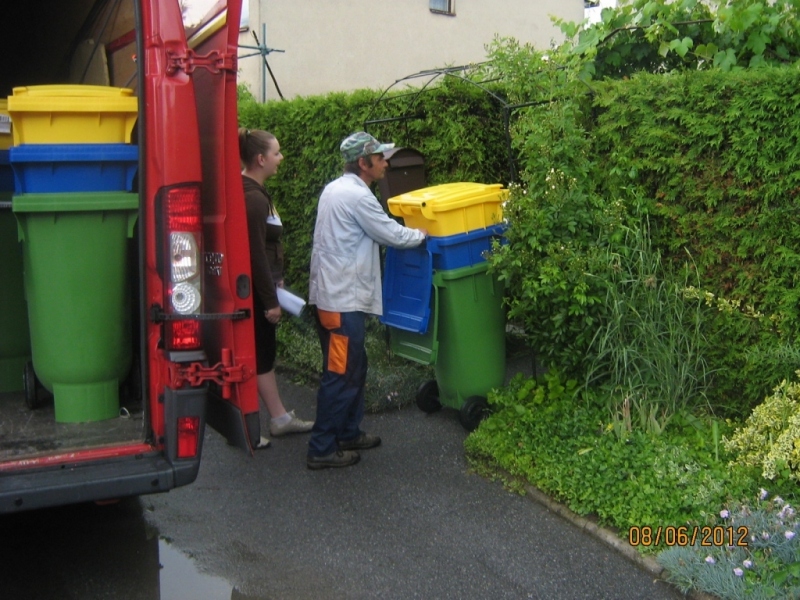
left=139, top=374, right=684, bottom=600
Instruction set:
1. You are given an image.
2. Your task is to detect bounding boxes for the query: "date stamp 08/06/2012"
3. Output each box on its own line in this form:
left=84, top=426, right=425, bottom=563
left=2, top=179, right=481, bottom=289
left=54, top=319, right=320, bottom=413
left=628, top=525, right=750, bottom=548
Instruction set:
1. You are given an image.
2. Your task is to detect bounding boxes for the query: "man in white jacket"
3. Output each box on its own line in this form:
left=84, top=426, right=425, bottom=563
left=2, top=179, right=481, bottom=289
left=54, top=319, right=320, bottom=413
left=307, top=132, right=427, bottom=469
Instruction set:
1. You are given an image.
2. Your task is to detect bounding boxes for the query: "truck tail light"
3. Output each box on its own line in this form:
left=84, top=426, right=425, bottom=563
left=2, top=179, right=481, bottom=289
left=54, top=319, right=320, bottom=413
left=170, top=320, right=201, bottom=350
left=177, top=416, right=200, bottom=458
left=160, top=185, right=203, bottom=351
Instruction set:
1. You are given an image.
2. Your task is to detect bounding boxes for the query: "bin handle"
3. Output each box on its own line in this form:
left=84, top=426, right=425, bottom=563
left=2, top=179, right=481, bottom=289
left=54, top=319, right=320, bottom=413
left=127, top=212, right=139, bottom=239
left=15, top=215, right=25, bottom=243
left=429, top=283, right=439, bottom=363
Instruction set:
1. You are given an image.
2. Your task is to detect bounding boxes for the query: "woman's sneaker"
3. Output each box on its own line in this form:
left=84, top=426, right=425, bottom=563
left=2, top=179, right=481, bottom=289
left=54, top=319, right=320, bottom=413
left=270, top=410, right=314, bottom=437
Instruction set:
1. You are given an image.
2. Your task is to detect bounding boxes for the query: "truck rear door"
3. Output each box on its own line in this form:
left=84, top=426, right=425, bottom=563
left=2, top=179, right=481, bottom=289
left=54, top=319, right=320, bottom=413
left=180, top=0, right=261, bottom=451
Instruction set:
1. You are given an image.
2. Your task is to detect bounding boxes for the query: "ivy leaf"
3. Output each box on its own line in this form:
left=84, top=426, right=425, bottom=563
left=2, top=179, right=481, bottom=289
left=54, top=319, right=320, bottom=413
left=695, top=42, right=718, bottom=60
left=573, top=29, right=601, bottom=56
left=713, top=48, right=737, bottom=71
left=669, top=37, right=694, bottom=58
left=746, top=29, right=770, bottom=56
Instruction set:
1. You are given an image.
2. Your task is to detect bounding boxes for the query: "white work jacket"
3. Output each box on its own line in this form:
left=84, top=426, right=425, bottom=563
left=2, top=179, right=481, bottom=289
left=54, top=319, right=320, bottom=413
left=309, top=172, right=426, bottom=315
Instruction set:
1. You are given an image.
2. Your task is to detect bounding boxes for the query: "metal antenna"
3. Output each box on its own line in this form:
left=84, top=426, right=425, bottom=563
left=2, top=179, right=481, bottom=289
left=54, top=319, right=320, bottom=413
left=238, top=25, right=285, bottom=101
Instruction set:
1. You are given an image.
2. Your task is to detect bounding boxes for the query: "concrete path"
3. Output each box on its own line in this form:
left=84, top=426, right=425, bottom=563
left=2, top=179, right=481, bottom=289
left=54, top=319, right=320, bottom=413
left=142, top=374, right=684, bottom=600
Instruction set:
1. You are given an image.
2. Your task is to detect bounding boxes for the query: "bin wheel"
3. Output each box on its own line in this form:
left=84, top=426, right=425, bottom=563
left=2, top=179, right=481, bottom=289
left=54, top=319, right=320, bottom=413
left=415, top=380, right=442, bottom=414
left=459, top=396, right=490, bottom=432
left=23, top=361, right=42, bottom=410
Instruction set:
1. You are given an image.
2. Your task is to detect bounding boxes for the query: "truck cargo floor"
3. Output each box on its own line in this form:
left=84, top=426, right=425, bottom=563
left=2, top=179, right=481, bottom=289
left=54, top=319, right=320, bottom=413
left=0, top=391, right=144, bottom=462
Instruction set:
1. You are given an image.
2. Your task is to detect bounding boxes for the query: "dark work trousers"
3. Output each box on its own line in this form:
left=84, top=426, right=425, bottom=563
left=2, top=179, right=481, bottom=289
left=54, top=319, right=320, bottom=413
left=308, top=309, right=368, bottom=458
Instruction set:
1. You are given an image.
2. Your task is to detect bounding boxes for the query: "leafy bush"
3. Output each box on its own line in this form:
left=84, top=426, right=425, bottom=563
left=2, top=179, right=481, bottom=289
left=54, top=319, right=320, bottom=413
left=723, top=373, right=800, bottom=482
left=556, top=0, right=800, bottom=79
left=465, top=373, right=757, bottom=540
left=480, top=39, right=630, bottom=377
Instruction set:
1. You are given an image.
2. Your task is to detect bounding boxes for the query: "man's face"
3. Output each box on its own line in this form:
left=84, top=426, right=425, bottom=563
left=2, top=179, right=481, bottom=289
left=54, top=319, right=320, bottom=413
left=361, top=153, right=388, bottom=183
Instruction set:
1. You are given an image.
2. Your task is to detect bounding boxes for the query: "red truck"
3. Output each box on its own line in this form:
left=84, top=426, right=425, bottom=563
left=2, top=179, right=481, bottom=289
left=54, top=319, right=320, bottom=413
left=0, top=0, right=262, bottom=513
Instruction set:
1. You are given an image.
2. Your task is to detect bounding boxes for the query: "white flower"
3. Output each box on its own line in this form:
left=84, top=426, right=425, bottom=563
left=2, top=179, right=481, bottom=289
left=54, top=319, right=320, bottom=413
left=785, top=531, right=796, bottom=541
left=775, top=496, right=785, bottom=506
left=733, top=568, right=744, bottom=577
left=705, top=556, right=715, bottom=564
left=720, top=509, right=730, bottom=519
left=760, top=488, right=769, bottom=500
left=743, top=560, right=753, bottom=569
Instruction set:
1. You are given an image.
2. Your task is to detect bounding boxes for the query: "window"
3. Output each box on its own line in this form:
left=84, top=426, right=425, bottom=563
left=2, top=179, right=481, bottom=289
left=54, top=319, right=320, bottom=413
left=239, top=1, right=249, bottom=32
left=430, top=0, right=455, bottom=16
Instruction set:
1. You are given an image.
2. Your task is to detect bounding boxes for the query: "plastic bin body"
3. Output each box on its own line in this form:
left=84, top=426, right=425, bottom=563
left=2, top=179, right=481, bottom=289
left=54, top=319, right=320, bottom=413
left=387, top=182, right=506, bottom=237
left=0, top=191, right=31, bottom=392
left=427, top=223, right=507, bottom=271
left=432, top=264, right=506, bottom=409
left=8, top=85, right=138, bottom=145
left=13, top=192, right=138, bottom=422
left=10, top=144, right=139, bottom=193
left=388, top=262, right=505, bottom=409
left=381, top=244, right=434, bottom=333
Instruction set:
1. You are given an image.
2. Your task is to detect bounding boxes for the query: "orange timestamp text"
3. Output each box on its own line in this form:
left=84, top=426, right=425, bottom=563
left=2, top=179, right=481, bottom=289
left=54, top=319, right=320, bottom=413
left=628, top=525, right=749, bottom=548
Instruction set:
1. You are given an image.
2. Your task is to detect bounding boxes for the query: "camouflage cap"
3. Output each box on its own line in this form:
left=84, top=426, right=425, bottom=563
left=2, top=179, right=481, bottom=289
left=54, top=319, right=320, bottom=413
left=340, top=132, right=395, bottom=163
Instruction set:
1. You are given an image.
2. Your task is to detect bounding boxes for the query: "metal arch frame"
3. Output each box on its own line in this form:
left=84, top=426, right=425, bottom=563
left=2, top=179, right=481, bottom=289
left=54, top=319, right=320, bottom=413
left=363, top=62, right=561, bottom=183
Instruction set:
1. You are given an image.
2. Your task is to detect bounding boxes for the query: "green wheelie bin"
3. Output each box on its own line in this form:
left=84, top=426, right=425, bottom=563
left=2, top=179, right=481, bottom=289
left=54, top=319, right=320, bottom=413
left=386, top=260, right=506, bottom=431
left=432, top=262, right=506, bottom=429
left=13, top=191, right=138, bottom=422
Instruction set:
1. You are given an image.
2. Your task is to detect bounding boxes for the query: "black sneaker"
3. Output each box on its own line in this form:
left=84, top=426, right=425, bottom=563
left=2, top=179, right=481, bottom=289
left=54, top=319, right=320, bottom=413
left=306, top=450, right=361, bottom=470
left=338, top=433, right=381, bottom=451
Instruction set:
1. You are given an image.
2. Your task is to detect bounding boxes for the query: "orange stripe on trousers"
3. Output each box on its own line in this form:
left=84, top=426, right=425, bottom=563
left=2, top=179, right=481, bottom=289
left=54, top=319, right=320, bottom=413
left=318, top=309, right=347, bottom=375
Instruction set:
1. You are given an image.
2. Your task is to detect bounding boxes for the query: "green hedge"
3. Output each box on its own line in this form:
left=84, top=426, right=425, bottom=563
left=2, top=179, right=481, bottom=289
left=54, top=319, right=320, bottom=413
left=591, top=67, right=800, bottom=413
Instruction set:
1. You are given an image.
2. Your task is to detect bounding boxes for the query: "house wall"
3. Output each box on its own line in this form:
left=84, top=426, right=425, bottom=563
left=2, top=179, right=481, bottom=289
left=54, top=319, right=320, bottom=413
left=238, top=0, right=584, bottom=100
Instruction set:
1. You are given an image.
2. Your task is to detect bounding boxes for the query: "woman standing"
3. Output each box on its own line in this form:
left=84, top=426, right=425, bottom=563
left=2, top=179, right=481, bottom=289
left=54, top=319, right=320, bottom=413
left=239, top=128, right=313, bottom=448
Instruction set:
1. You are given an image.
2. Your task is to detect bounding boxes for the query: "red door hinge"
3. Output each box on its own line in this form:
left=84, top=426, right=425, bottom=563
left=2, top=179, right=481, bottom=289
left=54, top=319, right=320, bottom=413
left=170, top=348, right=253, bottom=399
left=166, top=48, right=236, bottom=75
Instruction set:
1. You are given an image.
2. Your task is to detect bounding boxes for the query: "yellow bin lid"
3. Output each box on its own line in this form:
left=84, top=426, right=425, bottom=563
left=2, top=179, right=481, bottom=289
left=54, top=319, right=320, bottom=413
left=8, top=85, right=138, bottom=145
left=389, top=182, right=506, bottom=210
left=387, top=182, right=507, bottom=236
left=10, top=84, right=135, bottom=99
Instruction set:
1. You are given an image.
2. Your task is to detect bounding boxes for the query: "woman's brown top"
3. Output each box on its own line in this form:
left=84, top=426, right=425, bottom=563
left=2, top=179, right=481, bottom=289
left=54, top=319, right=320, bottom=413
left=243, top=175, right=284, bottom=309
